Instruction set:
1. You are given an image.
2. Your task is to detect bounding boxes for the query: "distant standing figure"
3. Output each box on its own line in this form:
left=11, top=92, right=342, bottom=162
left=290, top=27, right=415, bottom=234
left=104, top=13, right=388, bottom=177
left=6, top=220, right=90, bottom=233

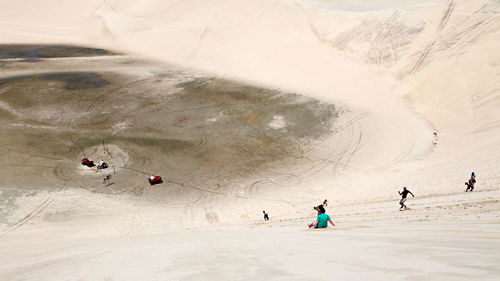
left=103, top=174, right=112, bottom=185
left=309, top=205, right=335, bottom=228
left=398, top=187, right=414, bottom=210
left=322, top=199, right=328, bottom=207
left=263, top=211, right=269, bottom=221
left=466, top=172, right=476, bottom=192
left=466, top=173, right=476, bottom=192
left=465, top=178, right=476, bottom=192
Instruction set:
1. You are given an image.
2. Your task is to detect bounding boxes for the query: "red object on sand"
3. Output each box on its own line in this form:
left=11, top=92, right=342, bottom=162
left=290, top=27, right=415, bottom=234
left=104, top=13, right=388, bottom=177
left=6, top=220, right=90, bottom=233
left=81, top=158, right=95, bottom=167
left=149, top=176, right=163, bottom=185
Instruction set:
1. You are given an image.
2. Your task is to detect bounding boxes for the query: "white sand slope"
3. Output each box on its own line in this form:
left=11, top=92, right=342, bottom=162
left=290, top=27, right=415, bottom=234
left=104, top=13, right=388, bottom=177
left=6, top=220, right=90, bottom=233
left=0, top=0, right=499, bottom=280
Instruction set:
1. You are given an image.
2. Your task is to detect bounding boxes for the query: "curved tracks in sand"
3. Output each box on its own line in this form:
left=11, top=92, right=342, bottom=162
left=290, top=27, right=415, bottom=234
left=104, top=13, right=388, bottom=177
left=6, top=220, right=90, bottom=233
left=1, top=0, right=499, bottom=231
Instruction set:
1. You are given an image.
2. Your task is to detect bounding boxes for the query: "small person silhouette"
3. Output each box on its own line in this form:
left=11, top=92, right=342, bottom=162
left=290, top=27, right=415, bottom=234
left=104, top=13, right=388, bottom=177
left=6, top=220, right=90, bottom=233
left=263, top=211, right=269, bottom=221
left=103, top=174, right=112, bottom=185
left=466, top=173, right=476, bottom=192
left=398, top=187, right=414, bottom=210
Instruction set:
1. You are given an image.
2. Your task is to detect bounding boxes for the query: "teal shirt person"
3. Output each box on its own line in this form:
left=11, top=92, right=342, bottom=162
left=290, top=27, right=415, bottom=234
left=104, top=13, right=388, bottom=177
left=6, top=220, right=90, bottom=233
left=316, top=213, right=331, bottom=228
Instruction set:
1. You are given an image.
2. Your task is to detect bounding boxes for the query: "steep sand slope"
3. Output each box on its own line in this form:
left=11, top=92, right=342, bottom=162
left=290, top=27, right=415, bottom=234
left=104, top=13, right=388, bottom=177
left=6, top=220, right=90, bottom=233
left=1, top=189, right=499, bottom=281
left=24, top=0, right=498, bottom=199
left=0, top=0, right=499, bottom=280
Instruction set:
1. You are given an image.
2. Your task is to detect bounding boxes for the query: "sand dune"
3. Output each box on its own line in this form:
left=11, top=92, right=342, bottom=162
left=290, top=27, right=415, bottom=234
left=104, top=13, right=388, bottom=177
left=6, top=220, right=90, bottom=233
left=0, top=0, right=499, bottom=280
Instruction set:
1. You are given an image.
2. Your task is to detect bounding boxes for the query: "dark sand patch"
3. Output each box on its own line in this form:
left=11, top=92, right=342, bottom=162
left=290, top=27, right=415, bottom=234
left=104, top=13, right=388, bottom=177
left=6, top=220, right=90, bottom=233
left=0, top=53, right=339, bottom=196
left=40, top=73, right=111, bottom=90
left=0, top=44, right=118, bottom=59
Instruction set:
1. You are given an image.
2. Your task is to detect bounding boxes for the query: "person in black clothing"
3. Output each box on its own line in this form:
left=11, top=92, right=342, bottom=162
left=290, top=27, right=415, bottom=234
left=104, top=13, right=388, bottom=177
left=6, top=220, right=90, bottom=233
left=263, top=211, right=269, bottom=221
left=398, top=187, right=414, bottom=210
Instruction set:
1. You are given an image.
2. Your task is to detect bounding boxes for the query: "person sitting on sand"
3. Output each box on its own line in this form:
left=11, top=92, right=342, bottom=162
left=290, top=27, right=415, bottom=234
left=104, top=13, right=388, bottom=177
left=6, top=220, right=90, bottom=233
left=150, top=174, right=155, bottom=181
left=398, top=187, right=414, bottom=210
left=309, top=204, right=335, bottom=228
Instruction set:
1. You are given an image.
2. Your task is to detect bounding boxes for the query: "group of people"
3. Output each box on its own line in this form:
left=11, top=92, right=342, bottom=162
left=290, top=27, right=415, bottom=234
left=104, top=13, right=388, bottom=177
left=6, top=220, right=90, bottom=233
left=262, top=199, right=335, bottom=229
left=308, top=202, right=335, bottom=229
left=398, top=172, right=476, bottom=210
left=263, top=172, right=477, bottom=228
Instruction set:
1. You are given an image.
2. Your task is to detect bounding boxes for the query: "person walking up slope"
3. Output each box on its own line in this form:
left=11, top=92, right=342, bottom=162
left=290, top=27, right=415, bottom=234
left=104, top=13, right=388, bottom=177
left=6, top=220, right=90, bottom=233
left=398, top=187, right=414, bottom=210
left=466, top=172, right=477, bottom=192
